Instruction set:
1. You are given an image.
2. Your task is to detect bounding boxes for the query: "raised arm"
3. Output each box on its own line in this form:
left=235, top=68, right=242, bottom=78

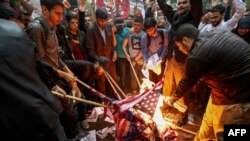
left=225, top=0, right=246, bottom=31
left=78, top=0, right=87, bottom=32
left=157, top=0, right=175, bottom=24
left=189, top=0, right=203, bottom=24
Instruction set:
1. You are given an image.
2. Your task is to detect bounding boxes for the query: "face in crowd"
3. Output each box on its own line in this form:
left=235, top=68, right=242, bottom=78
left=133, top=21, right=143, bottom=33
left=210, top=12, right=223, bottom=26
left=41, top=4, right=64, bottom=26
left=146, top=26, right=157, bottom=37
left=176, top=0, right=191, bottom=15
left=97, top=18, right=108, bottom=29
left=157, top=15, right=166, bottom=27
left=126, top=16, right=133, bottom=27
left=238, top=28, right=250, bottom=36
left=69, top=17, right=79, bottom=33
left=85, top=16, right=92, bottom=28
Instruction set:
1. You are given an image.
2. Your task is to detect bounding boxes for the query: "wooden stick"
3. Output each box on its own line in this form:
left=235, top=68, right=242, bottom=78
left=175, top=125, right=197, bottom=136
left=165, top=120, right=197, bottom=136
left=128, top=59, right=141, bottom=87
left=75, top=78, right=114, bottom=102
left=104, top=71, right=122, bottom=100
left=105, top=71, right=127, bottom=98
left=52, top=91, right=110, bottom=108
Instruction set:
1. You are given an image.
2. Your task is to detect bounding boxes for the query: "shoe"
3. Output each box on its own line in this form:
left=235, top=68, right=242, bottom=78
left=80, top=120, right=89, bottom=129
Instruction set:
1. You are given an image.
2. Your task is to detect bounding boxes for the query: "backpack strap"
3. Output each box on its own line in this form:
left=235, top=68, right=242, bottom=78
left=159, top=29, right=164, bottom=46
left=33, top=17, right=49, bottom=48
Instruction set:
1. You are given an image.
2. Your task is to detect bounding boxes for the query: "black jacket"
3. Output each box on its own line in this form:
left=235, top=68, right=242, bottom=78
left=175, top=31, right=250, bottom=105
left=0, top=19, right=64, bottom=140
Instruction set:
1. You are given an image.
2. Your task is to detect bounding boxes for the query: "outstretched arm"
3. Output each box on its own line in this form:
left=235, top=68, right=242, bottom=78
left=189, top=0, right=203, bottom=24
left=157, top=0, right=175, bottom=24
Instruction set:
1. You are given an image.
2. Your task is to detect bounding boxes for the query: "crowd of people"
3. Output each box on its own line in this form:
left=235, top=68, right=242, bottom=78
left=0, top=0, right=250, bottom=140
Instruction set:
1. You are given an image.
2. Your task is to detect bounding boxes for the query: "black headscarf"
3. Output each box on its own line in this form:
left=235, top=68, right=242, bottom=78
left=232, top=16, right=250, bottom=44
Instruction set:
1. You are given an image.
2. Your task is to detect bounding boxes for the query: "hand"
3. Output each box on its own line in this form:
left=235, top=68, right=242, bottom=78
left=131, top=60, right=136, bottom=66
left=96, top=66, right=104, bottom=76
left=94, top=62, right=100, bottom=70
left=142, top=61, right=147, bottom=70
left=78, top=0, right=87, bottom=11
left=70, top=81, right=77, bottom=90
left=112, top=51, right=117, bottom=62
left=112, top=26, right=117, bottom=34
left=71, top=86, right=82, bottom=98
left=201, top=12, right=212, bottom=24
left=163, top=96, right=176, bottom=107
left=126, top=54, right=131, bottom=61
left=58, top=70, right=76, bottom=82
left=79, top=0, right=87, bottom=5
left=63, top=0, right=71, bottom=8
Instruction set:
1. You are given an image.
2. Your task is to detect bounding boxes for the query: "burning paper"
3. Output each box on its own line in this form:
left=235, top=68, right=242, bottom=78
left=146, top=53, right=162, bottom=75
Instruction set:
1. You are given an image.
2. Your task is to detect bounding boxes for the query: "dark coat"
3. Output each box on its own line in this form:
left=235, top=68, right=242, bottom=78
left=174, top=31, right=250, bottom=105
left=0, top=19, right=65, bottom=140
left=86, top=22, right=115, bottom=62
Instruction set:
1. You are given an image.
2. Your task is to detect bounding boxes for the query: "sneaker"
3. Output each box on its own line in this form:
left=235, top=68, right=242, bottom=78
left=80, top=120, right=89, bottom=129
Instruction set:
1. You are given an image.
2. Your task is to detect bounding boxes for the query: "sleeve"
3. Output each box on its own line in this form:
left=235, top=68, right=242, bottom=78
left=159, top=30, right=169, bottom=59
left=78, top=10, right=86, bottom=32
left=225, top=0, right=246, bottom=31
left=86, top=28, right=98, bottom=62
left=198, top=22, right=206, bottom=30
left=145, top=7, right=154, bottom=18
left=27, top=22, right=46, bottom=60
left=141, top=33, right=149, bottom=62
left=173, top=58, right=208, bottom=99
left=157, top=0, right=175, bottom=24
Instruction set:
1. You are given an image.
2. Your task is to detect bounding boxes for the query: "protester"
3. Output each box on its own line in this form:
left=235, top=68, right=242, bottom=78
left=84, top=14, right=92, bottom=29
left=199, top=0, right=246, bottom=34
left=27, top=0, right=82, bottom=138
left=167, top=24, right=250, bottom=141
left=125, top=14, right=133, bottom=28
left=232, top=15, right=250, bottom=44
left=157, top=0, right=204, bottom=125
left=141, top=17, right=170, bottom=84
left=86, top=8, right=118, bottom=99
left=114, top=16, right=131, bottom=93
left=122, top=16, right=145, bottom=94
left=0, top=19, right=67, bottom=141
left=57, top=10, right=90, bottom=129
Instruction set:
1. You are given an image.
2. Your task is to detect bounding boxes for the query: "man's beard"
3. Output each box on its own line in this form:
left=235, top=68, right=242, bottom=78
left=127, top=23, right=132, bottom=28
left=179, top=42, right=189, bottom=55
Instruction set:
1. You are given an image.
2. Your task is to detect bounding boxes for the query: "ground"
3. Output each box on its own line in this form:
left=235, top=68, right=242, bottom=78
left=74, top=93, right=208, bottom=141
left=73, top=83, right=210, bottom=141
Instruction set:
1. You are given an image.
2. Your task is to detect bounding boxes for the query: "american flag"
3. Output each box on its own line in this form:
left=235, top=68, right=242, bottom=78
left=111, top=80, right=163, bottom=141
left=134, top=89, right=161, bottom=117
left=114, top=79, right=163, bottom=115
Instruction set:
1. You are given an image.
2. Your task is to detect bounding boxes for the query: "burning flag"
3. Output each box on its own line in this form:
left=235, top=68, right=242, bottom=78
left=110, top=80, right=162, bottom=140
